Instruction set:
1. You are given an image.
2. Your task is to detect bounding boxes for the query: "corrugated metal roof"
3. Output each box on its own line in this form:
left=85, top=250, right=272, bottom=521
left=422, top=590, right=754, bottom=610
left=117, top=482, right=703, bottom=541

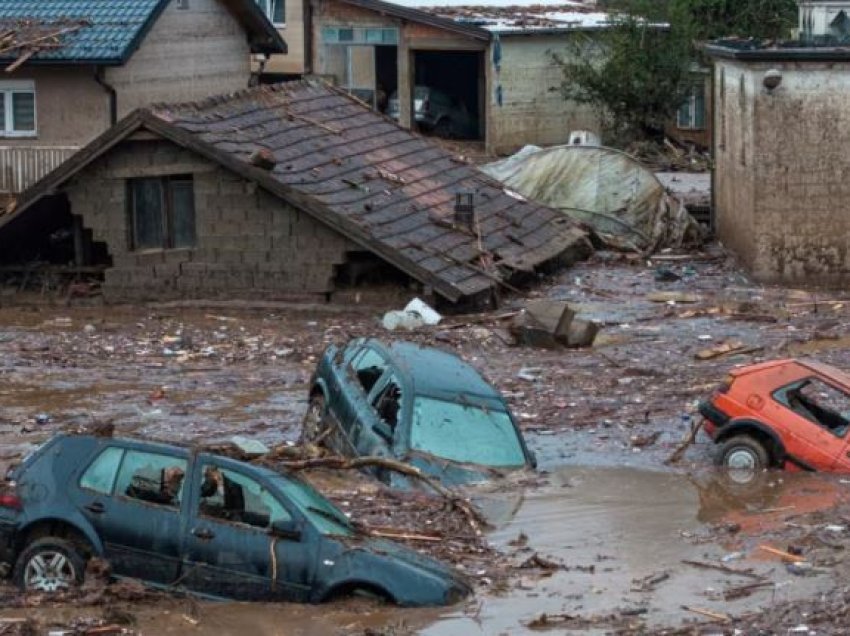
left=3, top=80, right=589, bottom=303
left=0, top=0, right=165, bottom=63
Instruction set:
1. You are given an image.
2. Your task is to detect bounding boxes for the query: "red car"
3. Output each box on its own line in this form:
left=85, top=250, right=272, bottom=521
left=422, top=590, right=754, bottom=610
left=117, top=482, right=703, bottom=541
left=700, top=359, right=850, bottom=473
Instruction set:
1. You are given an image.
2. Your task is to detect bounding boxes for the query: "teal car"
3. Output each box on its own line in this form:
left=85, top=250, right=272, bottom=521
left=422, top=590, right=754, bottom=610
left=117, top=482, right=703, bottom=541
left=302, top=339, right=535, bottom=486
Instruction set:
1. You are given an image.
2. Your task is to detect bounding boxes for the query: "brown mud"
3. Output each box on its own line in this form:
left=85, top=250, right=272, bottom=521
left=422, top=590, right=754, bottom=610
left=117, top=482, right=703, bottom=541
left=3, top=245, right=850, bottom=633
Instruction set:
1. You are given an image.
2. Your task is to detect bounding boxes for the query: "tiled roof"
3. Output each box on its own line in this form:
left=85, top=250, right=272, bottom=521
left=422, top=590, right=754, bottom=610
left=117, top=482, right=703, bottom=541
left=5, top=80, right=589, bottom=303
left=0, top=0, right=165, bottom=63
left=0, top=0, right=285, bottom=64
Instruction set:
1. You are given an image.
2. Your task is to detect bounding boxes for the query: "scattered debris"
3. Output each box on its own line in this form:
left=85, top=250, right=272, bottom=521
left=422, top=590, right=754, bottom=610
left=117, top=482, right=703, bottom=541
left=509, top=300, right=599, bottom=349
left=381, top=298, right=442, bottom=331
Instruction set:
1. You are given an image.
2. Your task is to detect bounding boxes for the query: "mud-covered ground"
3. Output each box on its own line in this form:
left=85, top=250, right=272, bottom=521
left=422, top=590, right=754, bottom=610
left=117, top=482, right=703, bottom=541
left=3, top=244, right=850, bottom=634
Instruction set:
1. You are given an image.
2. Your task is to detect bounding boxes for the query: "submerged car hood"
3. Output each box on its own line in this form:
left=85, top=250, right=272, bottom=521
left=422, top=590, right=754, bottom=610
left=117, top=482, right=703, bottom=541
left=393, top=451, right=521, bottom=488
left=341, top=534, right=465, bottom=583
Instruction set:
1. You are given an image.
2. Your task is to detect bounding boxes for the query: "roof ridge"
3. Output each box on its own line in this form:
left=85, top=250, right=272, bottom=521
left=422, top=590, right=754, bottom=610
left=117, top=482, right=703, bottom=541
left=149, top=78, right=337, bottom=115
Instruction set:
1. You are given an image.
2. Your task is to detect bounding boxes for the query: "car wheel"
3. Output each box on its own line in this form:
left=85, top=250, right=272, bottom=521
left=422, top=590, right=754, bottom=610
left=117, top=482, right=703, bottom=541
left=433, top=119, right=454, bottom=139
left=14, top=537, right=86, bottom=593
left=300, top=393, right=327, bottom=445
left=716, top=435, right=770, bottom=482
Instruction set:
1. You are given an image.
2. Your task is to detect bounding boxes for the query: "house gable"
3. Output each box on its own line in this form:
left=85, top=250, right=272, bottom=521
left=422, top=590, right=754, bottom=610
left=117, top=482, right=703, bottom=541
left=62, top=132, right=358, bottom=300
left=104, top=0, right=257, bottom=118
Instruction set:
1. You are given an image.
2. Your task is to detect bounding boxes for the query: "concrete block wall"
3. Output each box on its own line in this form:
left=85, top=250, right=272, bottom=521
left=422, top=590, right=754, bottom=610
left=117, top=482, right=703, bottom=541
left=714, top=58, right=850, bottom=287
left=65, top=138, right=357, bottom=301
left=106, top=0, right=253, bottom=118
left=491, top=35, right=602, bottom=155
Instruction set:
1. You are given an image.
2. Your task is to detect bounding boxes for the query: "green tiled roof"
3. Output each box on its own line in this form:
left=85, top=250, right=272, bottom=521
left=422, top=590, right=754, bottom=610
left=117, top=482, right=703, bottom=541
left=0, top=0, right=166, bottom=64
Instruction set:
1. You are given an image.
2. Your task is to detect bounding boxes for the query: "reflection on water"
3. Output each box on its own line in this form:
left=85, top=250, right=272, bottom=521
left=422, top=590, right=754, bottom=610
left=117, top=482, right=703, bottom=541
left=1, top=466, right=844, bottom=635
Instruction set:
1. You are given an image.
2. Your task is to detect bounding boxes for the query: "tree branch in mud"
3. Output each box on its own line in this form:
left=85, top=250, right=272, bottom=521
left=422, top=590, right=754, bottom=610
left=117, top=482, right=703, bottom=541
left=270, top=454, right=488, bottom=534
left=665, top=419, right=704, bottom=465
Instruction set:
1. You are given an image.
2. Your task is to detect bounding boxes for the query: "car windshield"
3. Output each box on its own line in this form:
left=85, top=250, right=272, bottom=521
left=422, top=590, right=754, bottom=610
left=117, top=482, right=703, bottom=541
left=414, top=86, right=429, bottom=99
left=273, top=475, right=354, bottom=536
left=410, top=397, right=526, bottom=467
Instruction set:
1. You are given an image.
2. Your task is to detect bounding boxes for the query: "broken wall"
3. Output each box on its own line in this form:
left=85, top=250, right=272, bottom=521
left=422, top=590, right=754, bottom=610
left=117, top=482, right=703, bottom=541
left=490, top=34, right=602, bottom=155
left=63, top=138, right=358, bottom=301
left=714, top=57, right=850, bottom=287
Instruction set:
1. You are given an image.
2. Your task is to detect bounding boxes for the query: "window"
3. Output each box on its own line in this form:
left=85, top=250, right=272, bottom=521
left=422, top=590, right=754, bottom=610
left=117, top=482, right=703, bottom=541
left=115, top=451, right=187, bottom=509
left=350, top=348, right=387, bottom=394
left=372, top=376, right=402, bottom=433
left=257, top=0, right=285, bottom=25
left=0, top=81, right=36, bottom=137
left=676, top=83, right=706, bottom=131
left=127, top=176, right=196, bottom=250
left=322, top=27, right=398, bottom=45
left=199, top=465, right=291, bottom=529
left=79, top=447, right=124, bottom=495
left=775, top=378, right=850, bottom=437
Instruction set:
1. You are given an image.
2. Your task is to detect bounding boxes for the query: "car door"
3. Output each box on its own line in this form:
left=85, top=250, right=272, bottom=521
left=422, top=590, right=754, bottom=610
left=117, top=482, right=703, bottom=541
left=74, top=446, right=188, bottom=585
left=329, top=345, right=390, bottom=456
left=180, top=457, right=314, bottom=601
left=771, top=378, right=850, bottom=470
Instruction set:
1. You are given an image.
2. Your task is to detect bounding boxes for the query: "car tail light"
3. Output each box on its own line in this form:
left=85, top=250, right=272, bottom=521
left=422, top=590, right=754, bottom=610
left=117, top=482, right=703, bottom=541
left=0, top=493, right=21, bottom=510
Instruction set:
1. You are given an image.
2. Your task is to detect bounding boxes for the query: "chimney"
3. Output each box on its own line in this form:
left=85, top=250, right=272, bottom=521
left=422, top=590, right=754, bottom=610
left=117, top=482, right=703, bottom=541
left=454, top=191, right=475, bottom=231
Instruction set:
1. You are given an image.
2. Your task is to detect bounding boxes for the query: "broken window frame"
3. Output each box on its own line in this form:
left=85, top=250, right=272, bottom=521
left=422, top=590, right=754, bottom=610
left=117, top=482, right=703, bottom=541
left=349, top=346, right=389, bottom=395
left=127, top=175, right=197, bottom=251
left=321, top=27, right=399, bottom=109
left=676, top=83, right=706, bottom=131
left=197, top=464, right=292, bottom=530
left=113, top=451, right=188, bottom=510
left=773, top=377, right=850, bottom=438
left=0, top=80, right=36, bottom=137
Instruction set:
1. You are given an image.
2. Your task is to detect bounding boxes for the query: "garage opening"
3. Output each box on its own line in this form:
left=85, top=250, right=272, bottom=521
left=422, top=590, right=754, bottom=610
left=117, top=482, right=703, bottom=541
left=412, top=50, right=484, bottom=140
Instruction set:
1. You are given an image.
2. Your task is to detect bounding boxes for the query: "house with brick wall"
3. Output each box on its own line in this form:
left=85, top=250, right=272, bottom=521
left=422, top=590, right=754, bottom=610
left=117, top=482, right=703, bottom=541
left=0, top=80, right=590, bottom=307
left=0, top=0, right=285, bottom=199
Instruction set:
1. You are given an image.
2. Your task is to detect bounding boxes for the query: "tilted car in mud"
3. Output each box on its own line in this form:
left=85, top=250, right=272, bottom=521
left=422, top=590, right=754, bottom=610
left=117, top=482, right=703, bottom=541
left=302, top=338, right=536, bottom=486
left=701, top=358, right=850, bottom=474
left=0, top=434, right=470, bottom=605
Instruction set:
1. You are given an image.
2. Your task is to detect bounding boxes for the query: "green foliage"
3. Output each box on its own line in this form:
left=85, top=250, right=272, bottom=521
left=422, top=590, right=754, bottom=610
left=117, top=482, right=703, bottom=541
left=555, top=0, right=797, bottom=142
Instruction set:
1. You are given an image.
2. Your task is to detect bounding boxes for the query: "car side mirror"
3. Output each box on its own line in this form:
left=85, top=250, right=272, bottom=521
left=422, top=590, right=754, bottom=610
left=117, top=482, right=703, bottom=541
left=270, top=519, right=302, bottom=541
left=372, top=421, right=393, bottom=442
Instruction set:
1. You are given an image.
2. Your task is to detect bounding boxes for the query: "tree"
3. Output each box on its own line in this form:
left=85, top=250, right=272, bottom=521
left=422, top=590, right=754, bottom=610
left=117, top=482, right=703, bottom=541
left=555, top=0, right=797, bottom=142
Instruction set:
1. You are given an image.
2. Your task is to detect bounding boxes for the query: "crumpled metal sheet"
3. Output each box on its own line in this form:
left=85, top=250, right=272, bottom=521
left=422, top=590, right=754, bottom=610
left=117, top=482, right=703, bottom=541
left=480, top=145, right=703, bottom=253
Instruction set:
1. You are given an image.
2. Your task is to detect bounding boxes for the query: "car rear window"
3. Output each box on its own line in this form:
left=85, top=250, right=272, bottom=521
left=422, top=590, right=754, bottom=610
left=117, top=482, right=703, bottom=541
left=80, top=447, right=124, bottom=495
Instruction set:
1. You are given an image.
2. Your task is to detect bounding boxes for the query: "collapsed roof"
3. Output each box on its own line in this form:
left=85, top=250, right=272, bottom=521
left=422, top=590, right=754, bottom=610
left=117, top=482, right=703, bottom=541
left=2, top=79, right=589, bottom=303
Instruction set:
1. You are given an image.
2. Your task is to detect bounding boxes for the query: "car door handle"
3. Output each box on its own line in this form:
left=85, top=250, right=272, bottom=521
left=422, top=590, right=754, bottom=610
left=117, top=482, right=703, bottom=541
left=191, top=527, right=215, bottom=541
left=84, top=502, right=105, bottom=514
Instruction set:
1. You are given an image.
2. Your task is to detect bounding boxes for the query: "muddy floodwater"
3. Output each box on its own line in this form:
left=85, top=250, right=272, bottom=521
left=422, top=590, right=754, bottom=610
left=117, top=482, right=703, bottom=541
left=3, top=467, right=844, bottom=634
left=5, top=249, right=850, bottom=633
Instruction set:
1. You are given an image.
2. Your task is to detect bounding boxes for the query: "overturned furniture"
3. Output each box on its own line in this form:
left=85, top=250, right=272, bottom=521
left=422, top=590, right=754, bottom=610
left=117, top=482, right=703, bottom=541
left=480, top=145, right=703, bottom=253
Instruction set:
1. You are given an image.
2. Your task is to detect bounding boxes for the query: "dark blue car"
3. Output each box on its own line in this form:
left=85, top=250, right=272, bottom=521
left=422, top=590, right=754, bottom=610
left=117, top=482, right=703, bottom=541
left=302, top=339, right=535, bottom=486
left=0, top=434, right=470, bottom=605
